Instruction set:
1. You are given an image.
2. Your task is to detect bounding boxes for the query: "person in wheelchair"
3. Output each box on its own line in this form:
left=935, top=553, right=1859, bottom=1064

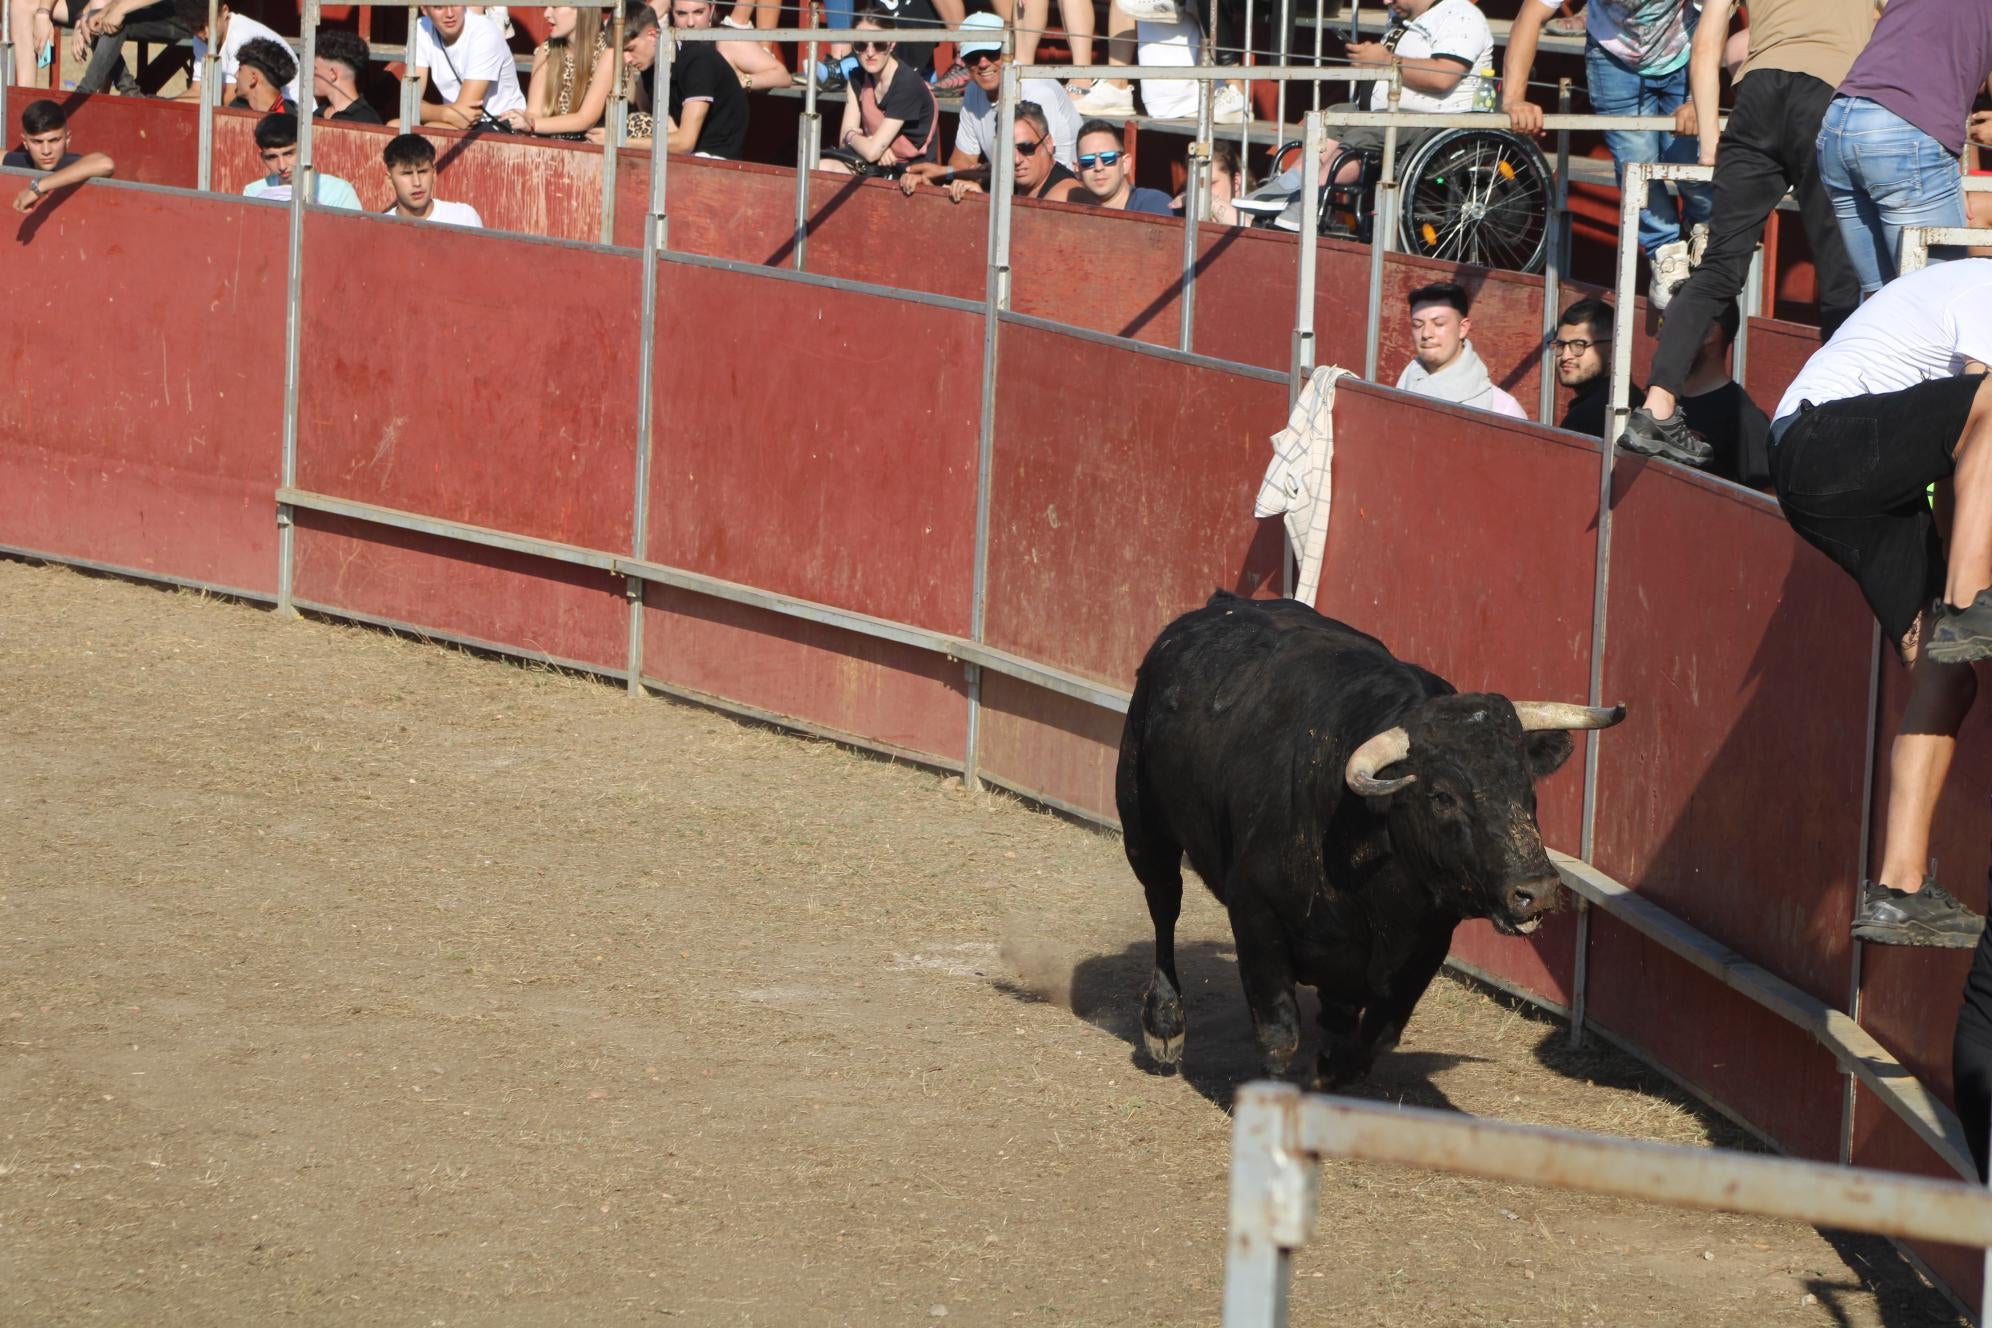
left=1319, top=0, right=1494, bottom=183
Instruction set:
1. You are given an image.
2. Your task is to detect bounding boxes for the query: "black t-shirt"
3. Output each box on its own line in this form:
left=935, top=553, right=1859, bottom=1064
left=3, top=147, right=79, bottom=170
left=1558, top=375, right=1617, bottom=439
left=324, top=98, right=385, bottom=124
left=867, top=0, right=940, bottom=76
left=1030, top=160, right=1077, bottom=200
left=1683, top=379, right=1772, bottom=489
left=663, top=39, right=748, bottom=160
left=853, top=64, right=937, bottom=163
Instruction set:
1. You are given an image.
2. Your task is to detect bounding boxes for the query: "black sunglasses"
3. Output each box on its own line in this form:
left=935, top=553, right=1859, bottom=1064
left=963, top=49, right=1002, bottom=66
left=854, top=38, right=891, bottom=52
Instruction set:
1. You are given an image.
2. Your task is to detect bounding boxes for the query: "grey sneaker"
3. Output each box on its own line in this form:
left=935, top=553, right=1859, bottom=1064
left=1852, top=877, right=1984, bottom=948
left=1928, top=588, right=1992, bottom=664
left=1616, top=407, right=1713, bottom=467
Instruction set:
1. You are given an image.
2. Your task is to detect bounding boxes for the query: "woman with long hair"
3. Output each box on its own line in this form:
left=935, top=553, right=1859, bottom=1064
left=500, top=4, right=616, bottom=137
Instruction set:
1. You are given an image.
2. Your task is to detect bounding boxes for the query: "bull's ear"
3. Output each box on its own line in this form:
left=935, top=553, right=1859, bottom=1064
left=1525, top=730, right=1574, bottom=778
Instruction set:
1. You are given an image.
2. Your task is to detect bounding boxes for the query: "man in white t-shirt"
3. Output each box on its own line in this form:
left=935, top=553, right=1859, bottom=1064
left=898, top=12, right=1079, bottom=201
left=381, top=132, right=485, bottom=228
left=1314, top=0, right=1494, bottom=179
left=165, top=0, right=299, bottom=104
left=407, top=3, right=525, bottom=129
left=1769, top=258, right=1992, bottom=949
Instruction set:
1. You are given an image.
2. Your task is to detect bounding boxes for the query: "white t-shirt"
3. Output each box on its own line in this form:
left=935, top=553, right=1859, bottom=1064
left=1367, top=0, right=1494, bottom=114
left=414, top=13, right=526, bottom=117
left=955, top=76, right=1080, bottom=168
left=385, top=199, right=486, bottom=229
left=1775, top=260, right=1992, bottom=420
left=192, top=12, right=300, bottom=102
left=1534, top=0, right=1698, bottom=77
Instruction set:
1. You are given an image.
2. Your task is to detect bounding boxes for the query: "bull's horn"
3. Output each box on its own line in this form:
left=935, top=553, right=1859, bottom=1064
left=1345, top=726, right=1414, bottom=796
left=1511, top=701, right=1627, bottom=732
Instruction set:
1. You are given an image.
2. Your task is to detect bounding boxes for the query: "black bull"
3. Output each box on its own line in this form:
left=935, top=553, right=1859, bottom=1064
left=1115, top=593, right=1624, bottom=1088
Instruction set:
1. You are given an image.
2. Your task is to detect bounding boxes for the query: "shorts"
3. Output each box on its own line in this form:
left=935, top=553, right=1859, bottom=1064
left=1320, top=100, right=1437, bottom=164
left=1771, top=375, right=1981, bottom=655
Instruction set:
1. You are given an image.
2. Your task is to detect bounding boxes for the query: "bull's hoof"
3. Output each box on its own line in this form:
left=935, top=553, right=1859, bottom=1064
left=1140, top=973, right=1186, bottom=1067
left=1312, top=1042, right=1372, bottom=1091
left=1142, top=1025, right=1185, bottom=1065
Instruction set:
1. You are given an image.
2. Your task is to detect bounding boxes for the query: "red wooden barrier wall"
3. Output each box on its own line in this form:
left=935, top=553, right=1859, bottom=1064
left=0, top=182, right=283, bottom=595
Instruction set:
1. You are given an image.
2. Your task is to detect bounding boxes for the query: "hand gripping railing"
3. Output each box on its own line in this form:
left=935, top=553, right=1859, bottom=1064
left=1222, top=1082, right=1992, bottom=1328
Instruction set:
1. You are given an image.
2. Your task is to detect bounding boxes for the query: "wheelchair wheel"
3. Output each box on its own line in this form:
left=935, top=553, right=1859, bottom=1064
left=1395, top=128, right=1553, bottom=274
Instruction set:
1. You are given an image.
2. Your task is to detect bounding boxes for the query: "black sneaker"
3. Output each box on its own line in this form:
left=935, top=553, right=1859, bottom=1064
left=1616, top=407, right=1713, bottom=467
left=1927, top=588, right=1992, bottom=664
left=1851, top=877, right=1985, bottom=948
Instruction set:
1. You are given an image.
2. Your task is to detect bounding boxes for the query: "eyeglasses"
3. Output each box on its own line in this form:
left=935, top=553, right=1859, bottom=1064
left=963, top=49, right=1002, bottom=66
left=854, top=38, right=889, bottom=52
left=1013, top=135, right=1046, bottom=155
left=1077, top=149, right=1124, bottom=169
left=1545, top=335, right=1608, bottom=355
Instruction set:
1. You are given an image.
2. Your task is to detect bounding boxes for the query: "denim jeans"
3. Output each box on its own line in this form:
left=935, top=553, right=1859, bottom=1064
left=1816, top=95, right=1966, bottom=296
left=1584, top=42, right=1712, bottom=258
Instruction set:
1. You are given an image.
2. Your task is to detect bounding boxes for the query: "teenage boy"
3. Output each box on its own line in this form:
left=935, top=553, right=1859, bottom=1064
left=7, top=98, right=115, bottom=213
left=169, top=0, right=300, bottom=105
left=314, top=29, right=385, bottom=123
left=380, top=132, right=484, bottom=227
left=242, top=111, right=362, bottom=208
left=406, top=3, right=526, bottom=129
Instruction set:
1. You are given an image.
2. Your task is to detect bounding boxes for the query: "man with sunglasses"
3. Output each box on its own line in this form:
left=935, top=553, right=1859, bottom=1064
left=901, top=14, right=1078, bottom=200
left=1075, top=119, right=1173, bottom=217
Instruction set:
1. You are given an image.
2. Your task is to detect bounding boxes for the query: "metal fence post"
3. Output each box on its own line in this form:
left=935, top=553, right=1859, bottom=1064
left=1179, top=61, right=1212, bottom=353
left=600, top=5, right=626, bottom=245
left=276, top=0, right=318, bottom=617
left=963, top=42, right=1018, bottom=791
left=1222, top=1082, right=1314, bottom=1328
left=400, top=4, right=421, bottom=127
left=1289, top=109, right=1320, bottom=403
left=1360, top=75, right=1399, bottom=383
left=196, top=0, right=219, bottom=190
left=794, top=35, right=819, bottom=270
left=626, top=29, right=673, bottom=694
left=1, top=0, right=12, bottom=148
left=1538, top=79, right=1572, bottom=427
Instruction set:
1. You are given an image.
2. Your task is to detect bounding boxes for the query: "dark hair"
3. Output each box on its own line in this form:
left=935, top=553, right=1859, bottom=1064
left=316, top=29, right=370, bottom=81
left=382, top=132, right=436, bottom=169
left=1557, top=296, right=1614, bottom=342
left=853, top=3, right=893, bottom=22
left=236, top=36, right=297, bottom=91
left=20, top=98, right=66, bottom=136
left=171, top=0, right=223, bottom=34
left=1407, top=281, right=1470, bottom=316
left=1076, top=117, right=1121, bottom=145
left=253, top=109, right=297, bottom=150
left=623, top=4, right=659, bottom=38
left=1014, top=99, right=1049, bottom=142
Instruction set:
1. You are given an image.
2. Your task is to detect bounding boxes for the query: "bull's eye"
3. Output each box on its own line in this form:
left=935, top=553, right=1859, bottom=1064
left=1428, top=788, right=1460, bottom=814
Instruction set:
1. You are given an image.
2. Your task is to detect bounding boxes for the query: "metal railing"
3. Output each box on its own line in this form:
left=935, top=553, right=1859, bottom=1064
left=1221, top=1082, right=1992, bottom=1328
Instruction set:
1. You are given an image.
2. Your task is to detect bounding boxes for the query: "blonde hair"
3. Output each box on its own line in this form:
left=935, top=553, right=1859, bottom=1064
left=538, top=7, right=605, bottom=118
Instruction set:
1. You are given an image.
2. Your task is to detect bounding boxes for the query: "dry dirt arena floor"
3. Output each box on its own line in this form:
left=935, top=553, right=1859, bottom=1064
left=0, top=559, right=1970, bottom=1327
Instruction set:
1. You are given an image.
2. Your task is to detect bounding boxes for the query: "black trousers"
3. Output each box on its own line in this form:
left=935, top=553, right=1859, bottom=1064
left=1955, top=921, right=1992, bottom=1181
left=1647, top=68, right=1861, bottom=397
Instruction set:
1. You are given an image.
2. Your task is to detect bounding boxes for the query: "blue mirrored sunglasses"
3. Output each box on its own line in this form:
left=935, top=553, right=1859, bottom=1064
left=1076, top=150, right=1124, bottom=169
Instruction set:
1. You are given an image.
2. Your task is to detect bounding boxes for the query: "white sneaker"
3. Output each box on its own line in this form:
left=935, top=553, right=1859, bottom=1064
left=1212, top=83, right=1248, bottom=126
left=1649, top=239, right=1692, bottom=310
left=1074, top=81, right=1136, bottom=116
left=1687, top=221, right=1710, bottom=268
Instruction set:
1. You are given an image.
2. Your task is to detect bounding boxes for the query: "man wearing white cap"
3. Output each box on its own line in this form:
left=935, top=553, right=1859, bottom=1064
left=900, top=11, right=1079, bottom=199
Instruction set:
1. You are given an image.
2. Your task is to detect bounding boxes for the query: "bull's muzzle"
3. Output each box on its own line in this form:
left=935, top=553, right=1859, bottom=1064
left=1494, top=875, right=1562, bottom=936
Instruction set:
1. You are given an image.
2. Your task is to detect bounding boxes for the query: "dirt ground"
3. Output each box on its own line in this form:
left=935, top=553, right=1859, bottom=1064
left=0, top=559, right=1969, bottom=1327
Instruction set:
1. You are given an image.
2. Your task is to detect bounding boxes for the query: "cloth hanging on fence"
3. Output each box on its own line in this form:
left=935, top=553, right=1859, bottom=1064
left=1254, top=365, right=1353, bottom=609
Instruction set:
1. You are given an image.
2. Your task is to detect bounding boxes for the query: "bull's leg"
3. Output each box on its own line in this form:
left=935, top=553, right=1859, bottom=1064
left=1312, top=998, right=1366, bottom=1089
left=1128, top=829, right=1188, bottom=1067
left=1315, top=930, right=1453, bottom=1089
left=1227, top=894, right=1302, bottom=1075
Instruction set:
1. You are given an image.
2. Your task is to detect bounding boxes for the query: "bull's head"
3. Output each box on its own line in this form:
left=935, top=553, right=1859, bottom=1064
left=1343, top=695, right=1625, bottom=935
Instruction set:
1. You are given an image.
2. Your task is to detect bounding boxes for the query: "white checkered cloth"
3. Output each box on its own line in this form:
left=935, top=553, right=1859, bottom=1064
left=1254, top=366, right=1353, bottom=608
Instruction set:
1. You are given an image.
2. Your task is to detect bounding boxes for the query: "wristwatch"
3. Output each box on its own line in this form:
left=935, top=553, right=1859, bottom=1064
left=28, top=179, right=43, bottom=196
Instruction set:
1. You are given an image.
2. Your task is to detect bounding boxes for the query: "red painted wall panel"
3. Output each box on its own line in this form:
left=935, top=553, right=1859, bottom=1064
left=647, top=261, right=981, bottom=635
left=641, top=586, right=969, bottom=765
left=295, top=209, right=641, bottom=554
left=981, top=321, right=1288, bottom=687
left=13, top=91, right=198, bottom=187
left=1849, top=1088, right=1982, bottom=1304
left=292, top=512, right=629, bottom=670
left=1739, top=316, right=1819, bottom=421
left=975, top=671, right=1126, bottom=821
left=0, top=182, right=282, bottom=594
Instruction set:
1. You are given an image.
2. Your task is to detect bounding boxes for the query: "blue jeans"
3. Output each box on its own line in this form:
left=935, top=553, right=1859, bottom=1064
left=1585, top=43, right=1713, bottom=258
left=1816, top=95, right=1966, bottom=296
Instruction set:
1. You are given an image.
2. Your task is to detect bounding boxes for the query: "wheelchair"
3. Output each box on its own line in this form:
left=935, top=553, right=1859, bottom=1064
left=1242, top=127, right=1556, bottom=275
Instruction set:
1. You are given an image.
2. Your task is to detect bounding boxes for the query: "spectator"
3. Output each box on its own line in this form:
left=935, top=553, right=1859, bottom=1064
left=15, top=0, right=190, bottom=95
left=1616, top=0, right=1872, bottom=466
left=1504, top=0, right=1712, bottom=310
left=1815, top=1, right=1992, bottom=298
left=901, top=13, right=1079, bottom=197
left=1176, top=137, right=1247, bottom=224
left=314, top=30, right=384, bottom=123
left=228, top=36, right=297, bottom=113
left=1395, top=282, right=1527, bottom=419
left=1314, top=0, right=1495, bottom=184
left=619, top=5, right=749, bottom=158
left=1072, top=0, right=1135, bottom=115
left=1075, top=119, right=1172, bottom=215
left=665, top=0, right=788, bottom=92
left=241, top=110, right=362, bottom=208
left=7, top=98, right=114, bottom=213
left=990, top=0, right=1091, bottom=72
left=167, top=0, right=299, bottom=106
left=1548, top=296, right=1622, bottom=439
left=1002, top=101, right=1086, bottom=202
left=1765, top=258, right=1992, bottom=949
left=499, top=5, right=614, bottom=137
left=1675, top=290, right=1769, bottom=488
left=821, top=7, right=938, bottom=176
left=406, top=3, right=527, bottom=130
left=380, top=132, right=485, bottom=227
left=862, top=0, right=946, bottom=83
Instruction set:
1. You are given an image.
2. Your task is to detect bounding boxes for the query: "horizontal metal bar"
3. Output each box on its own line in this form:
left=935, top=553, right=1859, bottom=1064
left=1026, top=62, right=1393, bottom=82
left=1909, top=227, right=1992, bottom=245
left=1311, top=111, right=1720, bottom=132
left=1551, top=850, right=1977, bottom=1180
left=658, top=249, right=983, bottom=316
left=678, top=24, right=1026, bottom=42
left=278, top=487, right=1131, bottom=714
left=999, top=310, right=1289, bottom=385
left=1292, top=1091, right=1992, bottom=1249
